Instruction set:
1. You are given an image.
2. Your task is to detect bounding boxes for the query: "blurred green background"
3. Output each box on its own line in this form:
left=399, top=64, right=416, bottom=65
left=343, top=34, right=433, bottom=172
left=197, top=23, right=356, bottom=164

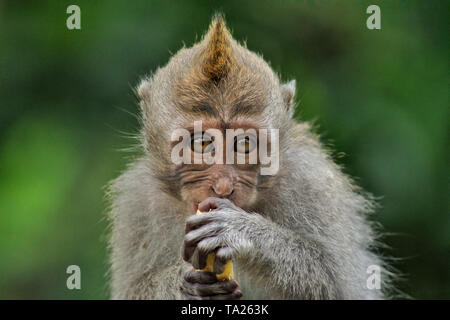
left=0, top=0, right=448, bottom=299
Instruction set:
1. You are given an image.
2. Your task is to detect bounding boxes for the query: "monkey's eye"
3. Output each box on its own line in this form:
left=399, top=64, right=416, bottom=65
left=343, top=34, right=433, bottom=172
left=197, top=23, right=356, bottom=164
left=235, top=135, right=257, bottom=154
left=191, top=133, right=214, bottom=154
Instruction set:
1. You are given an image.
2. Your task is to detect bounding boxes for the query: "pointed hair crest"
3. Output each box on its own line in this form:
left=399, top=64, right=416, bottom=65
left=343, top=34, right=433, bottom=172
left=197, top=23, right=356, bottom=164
left=201, top=14, right=233, bottom=82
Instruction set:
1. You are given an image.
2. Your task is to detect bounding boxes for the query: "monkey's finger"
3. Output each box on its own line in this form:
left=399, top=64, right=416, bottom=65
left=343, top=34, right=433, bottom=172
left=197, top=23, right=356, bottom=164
left=184, top=224, right=221, bottom=248
left=185, top=214, right=215, bottom=233
left=207, top=289, right=242, bottom=300
left=180, top=279, right=237, bottom=296
left=190, top=238, right=222, bottom=269
left=182, top=229, right=209, bottom=264
left=190, top=245, right=208, bottom=270
left=182, top=291, right=242, bottom=300
left=183, top=269, right=217, bottom=284
left=182, top=242, right=195, bottom=263
left=213, top=247, right=234, bottom=273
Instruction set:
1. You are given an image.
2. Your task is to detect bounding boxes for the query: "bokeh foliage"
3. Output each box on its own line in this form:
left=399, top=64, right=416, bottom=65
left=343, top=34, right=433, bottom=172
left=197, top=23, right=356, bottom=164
left=0, top=0, right=448, bottom=299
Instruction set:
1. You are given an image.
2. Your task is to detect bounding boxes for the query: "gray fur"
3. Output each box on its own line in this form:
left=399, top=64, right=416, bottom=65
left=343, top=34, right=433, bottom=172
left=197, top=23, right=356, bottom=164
left=106, top=16, right=392, bottom=300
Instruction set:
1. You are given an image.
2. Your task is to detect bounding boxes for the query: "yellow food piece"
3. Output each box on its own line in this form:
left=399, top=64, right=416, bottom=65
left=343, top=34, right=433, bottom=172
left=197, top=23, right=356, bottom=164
left=196, top=210, right=234, bottom=281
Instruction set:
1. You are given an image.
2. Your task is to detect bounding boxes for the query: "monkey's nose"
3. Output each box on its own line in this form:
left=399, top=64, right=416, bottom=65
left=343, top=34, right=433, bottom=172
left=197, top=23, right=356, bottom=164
left=212, top=177, right=234, bottom=197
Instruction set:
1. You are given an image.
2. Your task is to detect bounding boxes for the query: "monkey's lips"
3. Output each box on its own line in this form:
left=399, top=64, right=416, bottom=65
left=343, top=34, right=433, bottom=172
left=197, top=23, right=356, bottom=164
left=190, top=200, right=224, bottom=215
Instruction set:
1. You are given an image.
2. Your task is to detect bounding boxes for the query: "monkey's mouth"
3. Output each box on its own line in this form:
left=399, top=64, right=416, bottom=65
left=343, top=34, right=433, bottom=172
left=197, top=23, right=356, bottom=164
left=191, top=197, right=240, bottom=215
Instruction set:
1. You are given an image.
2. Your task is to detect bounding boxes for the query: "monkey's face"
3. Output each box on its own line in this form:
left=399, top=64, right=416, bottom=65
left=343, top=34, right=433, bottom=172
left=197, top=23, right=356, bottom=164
left=138, top=16, right=293, bottom=214
left=174, top=119, right=268, bottom=214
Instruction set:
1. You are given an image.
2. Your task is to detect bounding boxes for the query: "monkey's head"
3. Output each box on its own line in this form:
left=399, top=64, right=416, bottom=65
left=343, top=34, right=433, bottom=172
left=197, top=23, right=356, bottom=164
left=138, top=14, right=296, bottom=214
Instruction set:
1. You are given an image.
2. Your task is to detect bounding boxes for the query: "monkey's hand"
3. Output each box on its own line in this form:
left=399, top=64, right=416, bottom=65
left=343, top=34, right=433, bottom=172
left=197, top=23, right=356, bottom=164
left=183, top=197, right=253, bottom=267
left=184, top=197, right=341, bottom=299
left=179, top=262, right=242, bottom=300
left=181, top=197, right=253, bottom=299
left=182, top=197, right=257, bottom=298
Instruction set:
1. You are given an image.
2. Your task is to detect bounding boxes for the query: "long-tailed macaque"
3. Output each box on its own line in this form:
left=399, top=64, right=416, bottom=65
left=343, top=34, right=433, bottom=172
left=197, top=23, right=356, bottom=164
left=107, top=15, right=391, bottom=299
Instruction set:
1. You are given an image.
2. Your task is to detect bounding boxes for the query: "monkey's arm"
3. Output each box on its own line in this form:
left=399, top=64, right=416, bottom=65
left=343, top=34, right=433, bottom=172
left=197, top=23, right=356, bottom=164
left=184, top=197, right=343, bottom=299
left=237, top=216, right=341, bottom=299
left=108, top=160, right=188, bottom=299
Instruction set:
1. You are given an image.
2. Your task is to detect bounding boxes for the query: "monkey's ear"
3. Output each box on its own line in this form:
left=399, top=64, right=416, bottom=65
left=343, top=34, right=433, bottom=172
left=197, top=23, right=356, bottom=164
left=281, top=80, right=296, bottom=117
